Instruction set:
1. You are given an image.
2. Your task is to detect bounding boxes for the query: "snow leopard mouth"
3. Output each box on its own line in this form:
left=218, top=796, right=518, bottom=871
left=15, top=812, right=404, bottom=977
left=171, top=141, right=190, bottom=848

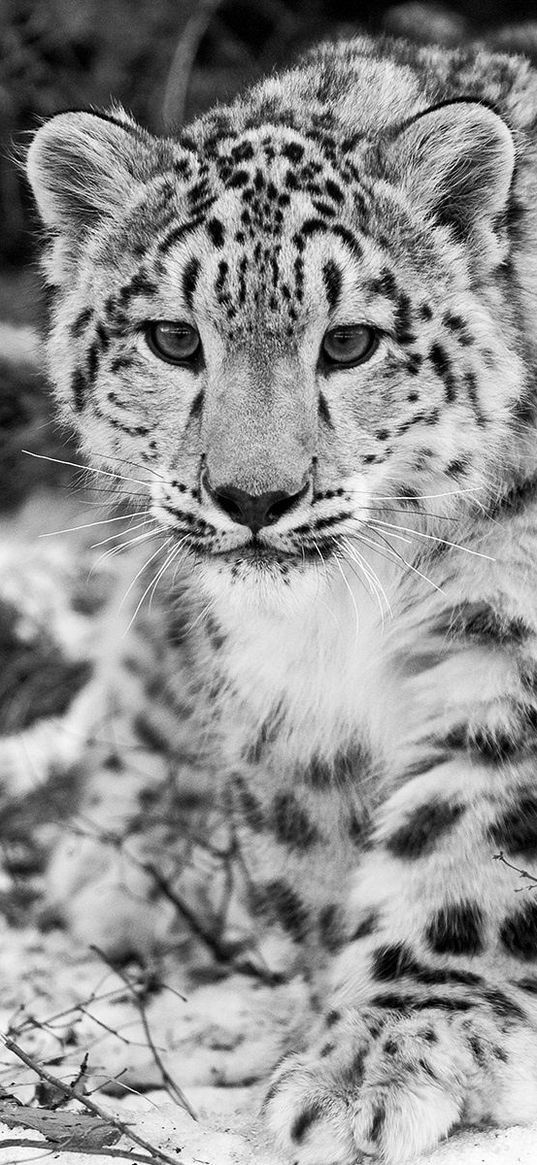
left=154, top=500, right=346, bottom=566
left=199, top=532, right=340, bottom=568
left=197, top=537, right=310, bottom=567
left=217, top=542, right=291, bottom=562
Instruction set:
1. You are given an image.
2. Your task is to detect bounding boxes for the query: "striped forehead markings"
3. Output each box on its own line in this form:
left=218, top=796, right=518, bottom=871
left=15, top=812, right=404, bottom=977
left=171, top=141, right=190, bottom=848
left=322, top=260, right=343, bottom=311
left=182, top=256, right=201, bottom=311
left=155, top=127, right=375, bottom=327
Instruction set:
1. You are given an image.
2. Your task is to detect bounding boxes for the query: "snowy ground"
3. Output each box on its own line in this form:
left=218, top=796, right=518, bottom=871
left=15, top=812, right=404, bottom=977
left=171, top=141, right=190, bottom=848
left=0, top=925, right=536, bottom=1165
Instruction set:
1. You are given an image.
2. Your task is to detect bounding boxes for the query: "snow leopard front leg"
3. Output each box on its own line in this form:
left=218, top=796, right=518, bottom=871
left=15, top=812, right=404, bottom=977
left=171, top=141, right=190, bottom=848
left=264, top=607, right=537, bottom=1164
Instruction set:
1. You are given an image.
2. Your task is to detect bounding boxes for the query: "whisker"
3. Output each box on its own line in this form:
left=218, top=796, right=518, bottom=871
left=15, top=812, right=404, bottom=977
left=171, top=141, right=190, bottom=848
left=368, top=525, right=413, bottom=545
left=364, top=526, right=446, bottom=595
left=309, top=538, right=343, bottom=629
left=355, top=555, right=387, bottom=627
left=39, top=511, right=152, bottom=538
left=344, top=528, right=407, bottom=575
left=184, top=597, right=215, bottom=636
left=339, top=545, right=381, bottom=621
left=339, top=537, right=374, bottom=599
left=341, top=536, right=392, bottom=621
left=311, top=536, right=327, bottom=572
left=363, top=487, right=486, bottom=502
left=90, top=518, right=156, bottom=549
left=148, top=539, right=189, bottom=612
left=124, top=541, right=182, bottom=633
left=364, top=496, right=496, bottom=523
left=368, top=518, right=495, bottom=561
left=74, top=487, right=150, bottom=501
left=22, top=449, right=153, bottom=487
left=171, top=552, right=192, bottom=590
left=362, top=506, right=478, bottom=523
left=333, top=552, right=360, bottom=638
left=119, top=539, right=172, bottom=616
left=89, top=527, right=163, bottom=573
left=87, top=449, right=169, bottom=484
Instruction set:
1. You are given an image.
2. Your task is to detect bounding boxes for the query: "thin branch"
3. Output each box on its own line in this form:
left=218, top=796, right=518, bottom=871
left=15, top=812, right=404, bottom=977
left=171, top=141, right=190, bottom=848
left=162, top=0, right=225, bottom=129
left=76, top=1004, right=166, bottom=1050
left=52, top=815, right=278, bottom=984
left=0, top=1139, right=168, bottom=1165
left=68, top=1051, right=89, bottom=1093
left=494, top=850, right=537, bottom=890
left=0, top=1035, right=182, bottom=1165
left=90, top=947, right=198, bottom=1122
left=73, top=821, right=238, bottom=967
left=136, top=856, right=236, bottom=962
left=9, top=987, right=133, bottom=1039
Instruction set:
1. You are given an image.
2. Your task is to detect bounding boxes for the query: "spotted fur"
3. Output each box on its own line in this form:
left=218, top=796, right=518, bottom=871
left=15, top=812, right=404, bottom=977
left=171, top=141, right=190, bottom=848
left=26, top=31, right=537, bottom=1165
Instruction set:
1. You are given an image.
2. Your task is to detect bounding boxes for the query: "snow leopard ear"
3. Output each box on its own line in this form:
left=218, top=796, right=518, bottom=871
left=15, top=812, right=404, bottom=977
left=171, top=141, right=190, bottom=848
left=384, top=100, right=515, bottom=237
left=26, top=109, right=159, bottom=234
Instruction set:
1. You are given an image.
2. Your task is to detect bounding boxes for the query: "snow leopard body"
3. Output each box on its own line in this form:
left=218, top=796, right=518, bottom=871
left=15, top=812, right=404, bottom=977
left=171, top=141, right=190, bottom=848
left=24, top=31, right=537, bottom=1164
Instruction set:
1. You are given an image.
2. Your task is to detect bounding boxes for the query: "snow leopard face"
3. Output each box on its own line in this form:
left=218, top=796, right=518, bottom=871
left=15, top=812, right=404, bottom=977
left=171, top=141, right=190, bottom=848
left=26, top=38, right=525, bottom=602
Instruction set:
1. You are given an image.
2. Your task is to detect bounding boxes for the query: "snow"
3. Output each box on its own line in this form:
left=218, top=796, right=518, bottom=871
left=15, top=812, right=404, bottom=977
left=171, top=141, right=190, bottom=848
left=0, top=927, right=536, bottom=1165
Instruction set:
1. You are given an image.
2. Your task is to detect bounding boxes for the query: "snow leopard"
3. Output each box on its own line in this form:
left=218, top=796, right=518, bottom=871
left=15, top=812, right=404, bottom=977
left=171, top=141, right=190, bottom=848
left=25, top=30, right=537, bottom=1165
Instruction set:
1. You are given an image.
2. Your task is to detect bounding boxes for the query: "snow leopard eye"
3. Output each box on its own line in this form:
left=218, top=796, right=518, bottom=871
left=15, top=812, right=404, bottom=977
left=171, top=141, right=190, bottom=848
left=321, top=325, right=378, bottom=368
left=146, top=322, right=201, bottom=365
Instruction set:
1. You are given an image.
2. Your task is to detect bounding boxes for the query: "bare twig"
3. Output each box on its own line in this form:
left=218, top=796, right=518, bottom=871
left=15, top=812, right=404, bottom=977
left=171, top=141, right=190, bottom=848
left=9, top=987, right=128, bottom=1039
left=66, top=814, right=280, bottom=984
left=135, top=856, right=236, bottom=964
left=35, top=1053, right=88, bottom=1111
left=76, top=1004, right=167, bottom=1051
left=0, top=1140, right=170, bottom=1164
left=163, top=0, right=225, bottom=129
left=494, top=850, right=537, bottom=890
left=0, top=1035, right=182, bottom=1165
left=90, top=946, right=198, bottom=1122
left=68, top=1051, right=89, bottom=1092
left=66, top=813, right=238, bottom=967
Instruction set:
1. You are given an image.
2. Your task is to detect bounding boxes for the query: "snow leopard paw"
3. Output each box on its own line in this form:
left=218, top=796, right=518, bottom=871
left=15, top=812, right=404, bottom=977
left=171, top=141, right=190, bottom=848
left=263, top=999, right=536, bottom=1164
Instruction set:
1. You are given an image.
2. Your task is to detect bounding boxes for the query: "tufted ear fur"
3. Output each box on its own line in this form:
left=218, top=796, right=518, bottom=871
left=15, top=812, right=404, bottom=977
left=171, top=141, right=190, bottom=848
left=383, top=100, right=515, bottom=239
left=26, top=109, right=159, bottom=234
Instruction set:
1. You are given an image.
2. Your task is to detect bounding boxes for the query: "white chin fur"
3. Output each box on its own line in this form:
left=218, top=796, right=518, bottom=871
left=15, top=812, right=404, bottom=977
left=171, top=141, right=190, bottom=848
left=199, top=554, right=329, bottom=617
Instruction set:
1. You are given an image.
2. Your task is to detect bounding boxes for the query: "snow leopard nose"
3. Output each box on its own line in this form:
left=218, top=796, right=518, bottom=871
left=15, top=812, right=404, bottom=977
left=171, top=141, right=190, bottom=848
left=203, top=475, right=309, bottom=534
